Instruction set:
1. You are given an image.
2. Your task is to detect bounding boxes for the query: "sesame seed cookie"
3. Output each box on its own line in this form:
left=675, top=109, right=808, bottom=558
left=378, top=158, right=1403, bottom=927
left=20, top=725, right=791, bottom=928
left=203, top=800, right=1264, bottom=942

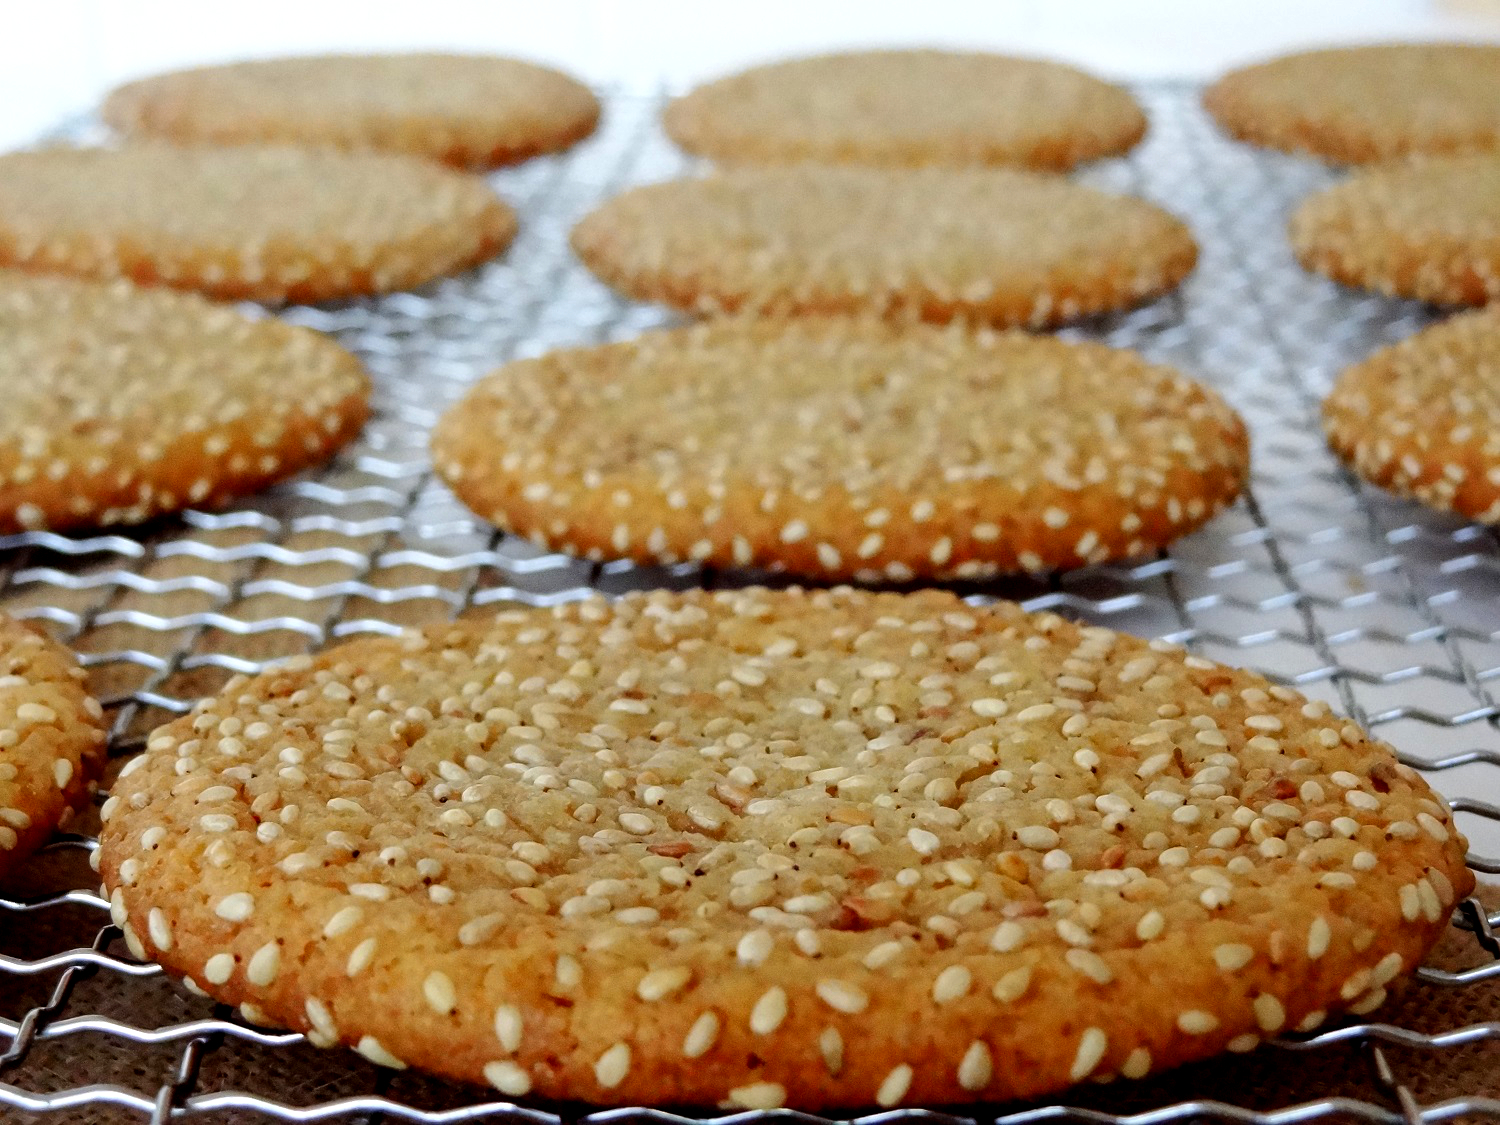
left=1325, top=306, right=1500, bottom=523
left=0, top=614, right=107, bottom=878
left=1205, top=44, right=1500, bottom=164
left=0, top=144, right=515, bottom=303
left=664, top=50, right=1145, bottom=170
left=431, top=320, right=1248, bottom=580
left=1290, top=153, right=1500, bottom=306
left=0, top=272, right=370, bottom=534
left=103, top=53, right=600, bottom=170
left=98, top=587, right=1473, bottom=1109
left=570, top=167, right=1197, bottom=327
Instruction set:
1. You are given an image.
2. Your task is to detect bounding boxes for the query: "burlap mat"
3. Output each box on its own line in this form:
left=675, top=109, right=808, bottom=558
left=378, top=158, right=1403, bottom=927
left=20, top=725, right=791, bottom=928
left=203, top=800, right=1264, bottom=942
left=3, top=843, right=1496, bottom=1125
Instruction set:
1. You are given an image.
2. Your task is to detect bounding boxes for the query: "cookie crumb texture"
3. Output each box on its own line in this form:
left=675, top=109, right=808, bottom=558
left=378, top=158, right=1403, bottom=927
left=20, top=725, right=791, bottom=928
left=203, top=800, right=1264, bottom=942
left=1205, top=44, right=1500, bottom=164
left=571, top=166, right=1197, bottom=327
left=431, top=320, right=1248, bottom=579
left=0, top=615, right=108, bottom=877
left=0, top=272, right=370, bottom=534
left=99, top=588, right=1472, bottom=1109
left=665, top=49, right=1145, bottom=170
left=104, top=53, right=600, bottom=170
left=1290, top=153, right=1500, bottom=306
left=0, top=144, right=516, bottom=302
left=1325, top=306, right=1500, bottom=523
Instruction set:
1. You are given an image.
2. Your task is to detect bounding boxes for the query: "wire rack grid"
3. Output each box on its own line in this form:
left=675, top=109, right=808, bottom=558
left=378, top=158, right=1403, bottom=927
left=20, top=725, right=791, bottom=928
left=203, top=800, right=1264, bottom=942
left=1, top=83, right=1499, bottom=1124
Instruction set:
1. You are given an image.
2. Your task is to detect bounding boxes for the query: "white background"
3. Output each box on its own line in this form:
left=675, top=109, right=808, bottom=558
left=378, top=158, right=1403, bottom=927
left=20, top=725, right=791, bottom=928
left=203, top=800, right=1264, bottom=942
left=2, top=0, right=1500, bottom=148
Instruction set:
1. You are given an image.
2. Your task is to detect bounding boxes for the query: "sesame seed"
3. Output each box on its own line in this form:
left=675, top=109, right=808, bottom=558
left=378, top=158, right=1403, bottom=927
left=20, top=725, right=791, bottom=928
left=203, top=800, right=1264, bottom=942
left=1177, top=1009, right=1218, bottom=1034
left=423, top=970, right=457, bottom=1014
left=992, top=965, right=1032, bottom=1002
left=247, top=942, right=280, bottom=987
left=1121, top=1046, right=1152, bottom=1080
left=876, top=1063, right=913, bottom=1107
left=213, top=893, right=255, bottom=922
left=958, top=1040, right=993, bottom=1091
left=932, top=965, right=972, bottom=1003
left=726, top=1082, right=787, bottom=1109
left=1307, top=917, right=1331, bottom=959
left=1066, top=948, right=1114, bottom=984
left=815, top=979, right=869, bottom=1013
left=1213, top=943, right=1254, bottom=971
left=1070, top=1028, right=1108, bottom=1081
left=355, top=1036, right=406, bottom=1069
left=750, top=986, right=788, bottom=1033
left=147, top=908, right=172, bottom=951
left=594, top=1043, right=631, bottom=1088
left=483, top=1060, right=532, bottom=1097
left=494, top=1005, right=523, bottom=1053
left=1253, top=993, right=1285, bottom=1032
left=683, top=1011, right=720, bottom=1058
left=637, top=966, right=693, bottom=1002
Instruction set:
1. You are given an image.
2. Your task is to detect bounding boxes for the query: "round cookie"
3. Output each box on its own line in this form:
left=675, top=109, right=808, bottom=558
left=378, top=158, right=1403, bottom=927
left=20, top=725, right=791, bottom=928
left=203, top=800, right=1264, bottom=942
left=1290, top=153, right=1500, bottom=306
left=0, top=144, right=516, bottom=303
left=1205, top=44, right=1500, bottom=164
left=0, top=272, right=370, bottom=534
left=431, top=320, right=1249, bottom=580
left=570, top=167, right=1197, bottom=327
left=664, top=50, right=1145, bottom=170
left=98, top=587, right=1473, bottom=1110
left=1325, top=306, right=1500, bottom=523
left=1, top=614, right=108, bottom=879
left=103, top=53, right=600, bottom=170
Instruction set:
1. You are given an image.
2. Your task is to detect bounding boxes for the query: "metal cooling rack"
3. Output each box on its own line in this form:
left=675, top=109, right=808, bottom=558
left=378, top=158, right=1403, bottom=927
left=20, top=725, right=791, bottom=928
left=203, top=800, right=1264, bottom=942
left=2, top=83, right=1499, bottom=1123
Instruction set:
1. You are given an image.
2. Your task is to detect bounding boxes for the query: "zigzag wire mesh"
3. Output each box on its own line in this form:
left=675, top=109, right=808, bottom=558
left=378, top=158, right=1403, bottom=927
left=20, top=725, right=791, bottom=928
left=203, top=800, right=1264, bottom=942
left=1, top=85, right=1498, bottom=1122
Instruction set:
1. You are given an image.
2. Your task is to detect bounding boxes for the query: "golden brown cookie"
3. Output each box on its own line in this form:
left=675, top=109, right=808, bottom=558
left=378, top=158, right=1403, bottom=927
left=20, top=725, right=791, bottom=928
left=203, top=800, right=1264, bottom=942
left=1290, top=153, right=1500, bottom=306
left=1205, top=44, right=1500, bottom=164
left=0, top=272, right=370, bottom=534
left=571, top=167, right=1197, bottom=327
left=98, top=587, right=1473, bottom=1109
left=664, top=49, right=1145, bottom=170
left=103, top=53, right=600, bottom=170
left=431, top=320, right=1249, bottom=580
left=0, top=144, right=516, bottom=303
left=0, top=615, right=107, bottom=878
left=1325, top=306, right=1500, bottom=522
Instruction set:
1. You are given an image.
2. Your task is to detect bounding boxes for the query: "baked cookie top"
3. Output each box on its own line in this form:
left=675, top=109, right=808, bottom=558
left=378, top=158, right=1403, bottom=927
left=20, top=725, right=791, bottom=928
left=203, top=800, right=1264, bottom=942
left=1289, top=152, right=1500, bottom=306
left=98, top=587, right=1473, bottom=1109
left=1325, top=306, right=1500, bottom=523
left=431, top=320, right=1249, bottom=580
left=1205, top=44, right=1500, bottom=164
left=0, top=614, right=108, bottom=878
left=0, top=272, right=370, bottom=534
left=0, top=144, right=516, bottom=302
left=665, top=49, right=1145, bottom=170
left=571, top=166, right=1197, bottom=327
left=104, top=53, right=600, bottom=169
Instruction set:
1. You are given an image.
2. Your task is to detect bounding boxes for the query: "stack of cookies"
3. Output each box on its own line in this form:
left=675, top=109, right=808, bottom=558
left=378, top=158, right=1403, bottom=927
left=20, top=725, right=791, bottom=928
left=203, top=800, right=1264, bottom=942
left=0, top=40, right=1488, bottom=1118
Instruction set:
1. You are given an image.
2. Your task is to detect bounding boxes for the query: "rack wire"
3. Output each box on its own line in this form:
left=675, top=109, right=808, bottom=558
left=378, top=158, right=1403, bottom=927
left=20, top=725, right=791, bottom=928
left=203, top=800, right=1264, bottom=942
left=1, top=84, right=1498, bottom=1124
